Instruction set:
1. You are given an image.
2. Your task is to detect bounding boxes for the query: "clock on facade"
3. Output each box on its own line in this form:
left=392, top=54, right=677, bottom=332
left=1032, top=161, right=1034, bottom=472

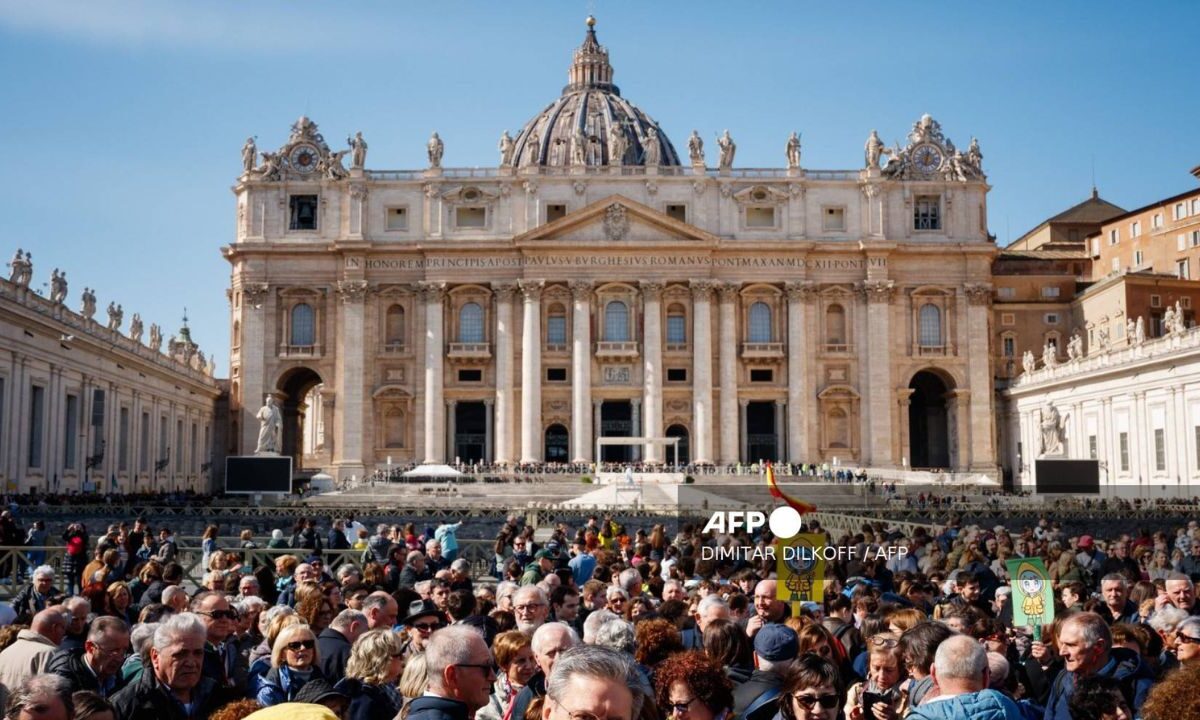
left=288, top=144, right=320, bottom=174
left=913, top=144, right=943, bottom=174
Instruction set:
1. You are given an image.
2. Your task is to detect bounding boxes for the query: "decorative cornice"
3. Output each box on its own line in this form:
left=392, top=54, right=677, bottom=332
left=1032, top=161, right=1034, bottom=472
left=242, top=283, right=269, bottom=308
left=690, top=279, right=717, bottom=300
left=640, top=282, right=663, bottom=301
left=718, top=282, right=741, bottom=302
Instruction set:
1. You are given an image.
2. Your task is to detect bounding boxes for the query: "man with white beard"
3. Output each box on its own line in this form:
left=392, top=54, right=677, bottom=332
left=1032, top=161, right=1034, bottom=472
left=513, top=586, right=550, bottom=636
left=508, top=622, right=580, bottom=720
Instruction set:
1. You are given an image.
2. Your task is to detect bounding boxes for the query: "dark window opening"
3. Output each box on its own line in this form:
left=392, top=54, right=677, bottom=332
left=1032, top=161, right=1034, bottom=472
left=289, top=195, right=318, bottom=230
left=666, top=368, right=687, bottom=382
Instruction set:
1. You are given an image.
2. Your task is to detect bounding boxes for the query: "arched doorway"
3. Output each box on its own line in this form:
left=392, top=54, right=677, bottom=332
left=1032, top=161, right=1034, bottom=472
left=909, top=371, right=951, bottom=469
left=544, top=424, right=569, bottom=463
left=665, top=424, right=689, bottom=465
left=453, top=402, right=487, bottom=463
left=277, top=367, right=323, bottom=470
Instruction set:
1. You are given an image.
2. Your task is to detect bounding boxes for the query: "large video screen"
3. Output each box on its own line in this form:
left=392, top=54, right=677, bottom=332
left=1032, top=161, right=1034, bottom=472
left=1035, top=459, right=1100, bottom=495
left=225, top=456, right=293, bottom=494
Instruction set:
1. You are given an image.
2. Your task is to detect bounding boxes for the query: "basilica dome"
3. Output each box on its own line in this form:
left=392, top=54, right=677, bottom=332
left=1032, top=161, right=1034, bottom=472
left=509, top=17, right=682, bottom=170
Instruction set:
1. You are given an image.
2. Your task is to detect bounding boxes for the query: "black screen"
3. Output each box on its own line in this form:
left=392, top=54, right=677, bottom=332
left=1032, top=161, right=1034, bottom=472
left=225, top=456, right=292, bottom=494
left=1035, top=459, right=1100, bottom=494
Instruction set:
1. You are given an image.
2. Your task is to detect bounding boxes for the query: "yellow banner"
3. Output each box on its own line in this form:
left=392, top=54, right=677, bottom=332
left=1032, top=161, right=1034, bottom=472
left=777, top=533, right=826, bottom=614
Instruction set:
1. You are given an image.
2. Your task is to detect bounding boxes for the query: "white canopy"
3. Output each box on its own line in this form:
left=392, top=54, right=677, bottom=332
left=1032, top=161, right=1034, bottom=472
left=401, top=463, right=465, bottom=478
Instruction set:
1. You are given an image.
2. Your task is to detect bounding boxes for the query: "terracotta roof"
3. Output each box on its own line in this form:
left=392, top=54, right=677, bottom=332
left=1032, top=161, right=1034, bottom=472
left=997, top=249, right=1090, bottom=260
left=1007, top=190, right=1126, bottom=248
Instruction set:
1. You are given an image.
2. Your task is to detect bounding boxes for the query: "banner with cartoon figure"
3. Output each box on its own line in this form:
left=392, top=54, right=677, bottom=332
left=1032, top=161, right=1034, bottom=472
left=1006, top=557, right=1054, bottom=629
left=777, top=533, right=826, bottom=616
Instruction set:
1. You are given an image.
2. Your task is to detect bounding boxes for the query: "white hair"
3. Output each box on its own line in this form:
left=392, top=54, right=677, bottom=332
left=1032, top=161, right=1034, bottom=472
left=153, top=612, right=207, bottom=652
left=32, top=565, right=55, bottom=581
left=532, top=622, right=580, bottom=656
left=617, top=569, right=641, bottom=595
left=592, top=620, right=635, bottom=655
left=451, top=558, right=470, bottom=574
left=696, top=594, right=728, bottom=616
left=1149, top=606, right=1189, bottom=633
left=331, top=608, right=367, bottom=631
left=933, top=635, right=988, bottom=681
left=546, top=646, right=643, bottom=720
left=64, top=596, right=90, bottom=613
left=514, top=585, right=548, bottom=606
left=987, top=652, right=1009, bottom=689
left=425, top=624, right=486, bottom=694
left=235, top=596, right=267, bottom=615
left=496, top=581, right=519, bottom=601
left=582, top=609, right=619, bottom=644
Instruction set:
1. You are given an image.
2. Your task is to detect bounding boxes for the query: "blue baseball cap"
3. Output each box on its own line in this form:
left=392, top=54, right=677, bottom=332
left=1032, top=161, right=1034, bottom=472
left=753, top=623, right=799, bottom=662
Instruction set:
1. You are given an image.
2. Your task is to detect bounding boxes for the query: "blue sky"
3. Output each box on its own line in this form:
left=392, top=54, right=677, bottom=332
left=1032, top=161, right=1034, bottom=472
left=1, top=1, right=1196, bottom=374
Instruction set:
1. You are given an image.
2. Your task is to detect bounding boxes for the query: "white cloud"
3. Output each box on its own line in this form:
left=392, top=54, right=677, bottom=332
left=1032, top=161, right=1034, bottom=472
left=0, top=0, right=348, bottom=53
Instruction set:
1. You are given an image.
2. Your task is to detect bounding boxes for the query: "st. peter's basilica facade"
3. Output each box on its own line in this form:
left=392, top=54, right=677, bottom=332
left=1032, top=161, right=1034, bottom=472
left=224, top=18, right=997, bottom=481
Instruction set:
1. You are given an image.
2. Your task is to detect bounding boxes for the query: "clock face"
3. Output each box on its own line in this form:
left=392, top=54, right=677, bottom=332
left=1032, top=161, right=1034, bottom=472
left=913, top=144, right=943, bottom=173
left=288, top=144, right=320, bottom=174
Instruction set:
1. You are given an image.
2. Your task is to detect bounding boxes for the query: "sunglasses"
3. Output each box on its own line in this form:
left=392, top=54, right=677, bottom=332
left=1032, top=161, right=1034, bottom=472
left=793, top=693, right=840, bottom=710
left=456, top=662, right=497, bottom=677
left=1177, top=634, right=1200, bottom=644
left=199, top=610, right=238, bottom=621
left=286, top=639, right=316, bottom=651
left=667, top=698, right=695, bottom=715
left=412, top=622, right=442, bottom=632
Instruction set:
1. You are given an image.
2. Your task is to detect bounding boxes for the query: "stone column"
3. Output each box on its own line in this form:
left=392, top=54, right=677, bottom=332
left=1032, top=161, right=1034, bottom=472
left=493, top=283, right=516, bottom=465
left=718, top=283, right=740, bottom=465
left=593, top=400, right=603, bottom=462
left=739, top=399, right=750, bottom=462
left=641, top=282, right=664, bottom=463
left=785, top=282, right=814, bottom=463
left=690, top=281, right=715, bottom=464
left=239, top=283, right=270, bottom=455
left=861, top=280, right=895, bottom=466
left=774, top=399, right=786, bottom=461
left=420, top=282, right=446, bottom=463
left=964, top=283, right=996, bottom=470
left=483, top=399, right=494, bottom=464
left=519, top=280, right=544, bottom=463
left=336, top=280, right=369, bottom=478
left=446, top=400, right=457, bottom=463
left=631, top=398, right=641, bottom=461
left=348, top=184, right=368, bottom=239
left=570, top=281, right=593, bottom=463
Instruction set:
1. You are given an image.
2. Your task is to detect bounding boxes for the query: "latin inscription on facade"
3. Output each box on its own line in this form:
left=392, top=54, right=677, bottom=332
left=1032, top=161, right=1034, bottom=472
left=603, top=365, right=632, bottom=384
left=346, top=255, right=885, bottom=272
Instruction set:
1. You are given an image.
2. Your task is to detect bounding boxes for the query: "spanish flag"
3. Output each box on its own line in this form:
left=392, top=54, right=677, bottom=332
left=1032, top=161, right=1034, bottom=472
left=766, top=463, right=817, bottom=514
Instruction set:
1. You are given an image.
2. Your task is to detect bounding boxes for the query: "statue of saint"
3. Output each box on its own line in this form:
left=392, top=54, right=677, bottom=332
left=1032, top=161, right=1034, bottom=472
left=687, top=130, right=704, bottom=166
left=7, top=248, right=23, bottom=283
left=81, top=288, right=96, bottom=320
left=1135, top=316, right=1146, bottom=346
left=498, top=130, right=515, bottom=166
left=607, top=124, right=627, bottom=166
left=642, top=126, right=660, bottom=166
left=49, top=269, right=68, bottom=304
left=241, top=137, right=256, bottom=174
left=256, top=395, right=283, bottom=454
left=1022, top=349, right=1036, bottom=375
left=570, top=125, right=587, bottom=166
left=525, top=129, right=540, bottom=164
left=149, top=323, right=162, bottom=352
left=865, top=130, right=885, bottom=169
left=348, top=131, right=368, bottom=169
left=129, top=313, right=144, bottom=343
left=1040, top=404, right=1065, bottom=456
left=1042, top=341, right=1057, bottom=369
left=717, top=130, right=736, bottom=170
left=323, top=149, right=349, bottom=180
left=1126, top=317, right=1136, bottom=344
left=106, top=302, right=123, bottom=331
left=427, top=132, right=444, bottom=168
left=966, top=137, right=983, bottom=170
left=785, top=132, right=802, bottom=169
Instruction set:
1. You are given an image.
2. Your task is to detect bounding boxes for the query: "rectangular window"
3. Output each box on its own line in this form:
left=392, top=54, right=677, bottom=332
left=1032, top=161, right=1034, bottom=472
left=91, top=388, right=105, bottom=457
left=1119, top=432, right=1130, bottom=472
left=1179, top=260, right=1191, bottom=280
left=749, top=369, right=773, bottom=382
left=118, top=407, right=130, bottom=472
left=1155, top=428, right=1166, bottom=471
left=1041, top=286, right=1060, bottom=298
left=1192, top=230, right=1200, bottom=247
left=1180, top=234, right=1188, bottom=252
left=1045, top=313, right=1060, bottom=324
left=1001, top=313, right=1015, bottom=326
left=190, top=423, right=198, bottom=472
left=63, top=394, right=78, bottom=469
left=546, top=315, right=566, bottom=346
left=1176, top=203, right=1186, bottom=220
left=666, top=204, right=687, bottom=222
left=666, top=315, right=686, bottom=345
left=746, top=207, right=775, bottom=228
left=1109, top=229, right=1119, bottom=245
left=1131, top=221, right=1141, bottom=238
left=546, top=367, right=567, bottom=382
left=28, top=384, right=44, bottom=468
left=457, top=369, right=482, bottom=383
left=1111, top=257, right=1120, bottom=272
left=288, top=194, right=318, bottom=230
left=666, top=368, right=687, bottom=382
left=1003, top=336, right=1015, bottom=357
left=1134, top=250, right=1145, bottom=267
left=159, top=417, right=169, bottom=469
left=1152, top=213, right=1163, bottom=229
left=914, top=195, right=941, bottom=230
left=1091, top=238, right=1100, bottom=256
left=1193, top=199, right=1200, bottom=215
left=175, top=420, right=184, bottom=473
left=140, top=412, right=150, bottom=473
left=822, top=207, right=845, bottom=231
left=546, top=204, right=567, bottom=222
left=1151, top=294, right=1161, bottom=308
left=997, top=287, right=1015, bottom=299
left=1088, top=435, right=1097, bottom=460
left=385, top=207, right=408, bottom=231
left=455, top=206, right=487, bottom=228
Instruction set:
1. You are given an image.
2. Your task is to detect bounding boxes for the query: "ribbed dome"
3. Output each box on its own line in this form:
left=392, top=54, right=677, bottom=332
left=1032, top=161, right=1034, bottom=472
left=510, top=17, right=681, bottom=169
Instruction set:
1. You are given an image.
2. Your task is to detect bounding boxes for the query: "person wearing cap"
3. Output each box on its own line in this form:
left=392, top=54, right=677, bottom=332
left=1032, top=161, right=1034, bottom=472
left=401, top=599, right=446, bottom=655
left=1075, top=536, right=1106, bottom=587
left=733, top=623, right=800, bottom=720
left=521, top=550, right=555, bottom=586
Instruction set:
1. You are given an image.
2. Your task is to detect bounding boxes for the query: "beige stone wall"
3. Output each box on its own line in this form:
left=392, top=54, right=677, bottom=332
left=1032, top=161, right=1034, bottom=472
left=1092, top=189, right=1200, bottom=280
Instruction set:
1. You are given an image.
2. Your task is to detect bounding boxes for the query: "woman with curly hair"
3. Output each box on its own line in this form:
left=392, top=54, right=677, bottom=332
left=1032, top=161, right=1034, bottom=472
left=654, top=651, right=734, bottom=720
left=633, top=618, right=683, bottom=676
left=296, top=591, right=337, bottom=634
left=1067, top=675, right=1133, bottom=720
left=778, top=654, right=844, bottom=720
left=103, top=581, right=136, bottom=624
left=334, top=628, right=406, bottom=720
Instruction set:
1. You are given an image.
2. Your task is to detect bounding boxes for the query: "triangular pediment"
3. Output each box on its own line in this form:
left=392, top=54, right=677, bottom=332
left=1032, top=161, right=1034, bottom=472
left=513, top=195, right=718, bottom=247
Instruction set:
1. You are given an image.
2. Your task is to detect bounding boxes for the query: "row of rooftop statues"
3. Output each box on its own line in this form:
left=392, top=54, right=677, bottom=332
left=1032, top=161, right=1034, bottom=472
left=1022, top=306, right=1191, bottom=375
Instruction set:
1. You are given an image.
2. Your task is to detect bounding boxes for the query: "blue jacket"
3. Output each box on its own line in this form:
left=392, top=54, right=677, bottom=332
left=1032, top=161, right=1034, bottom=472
left=406, top=695, right=469, bottom=720
left=1041, top=648, right=1155, bottom=720
left=908, top=690, right=1022, bottom=720
left=256, top=665, right=323, bottom=707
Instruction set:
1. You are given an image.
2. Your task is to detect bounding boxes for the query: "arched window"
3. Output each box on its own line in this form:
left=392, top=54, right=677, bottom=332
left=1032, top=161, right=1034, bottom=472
left=918, top=304, right=942, bottom=347
left=544, top=424, right=569, bottom=463
left=385, top=305, right=406, bottom=346
left=826, top=304, right=846, bottom=345
left=666, top=304, right=687, bottom=345
left=604, top=301, right=629, bottom=341
left=290, top=303, right=315, bottom=346
left=666, top=424, right=690, bottom=465
left=459, top=302, right=484, bottom=343
left=547, top=303, right=567, bottom=346
left=748, top=302, right=772, bottom=342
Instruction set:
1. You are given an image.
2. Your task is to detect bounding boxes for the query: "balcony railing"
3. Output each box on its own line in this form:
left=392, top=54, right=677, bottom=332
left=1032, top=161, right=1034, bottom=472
left=595, top=341, right=639, bottom=359
left=665, top=342, right=690, bottom=352
left=280, top=344, right=322, bottom=358
left=822, top=343, right=852, bottom=354
left=383, top=342, right=407, bottom=354
left=915, top=344, right=949, bottom=356
left=544, top=343, right=568, bottom=353
left=740, top=342, right=785, bottom=362
left=447, top=342, right=491, bottom=362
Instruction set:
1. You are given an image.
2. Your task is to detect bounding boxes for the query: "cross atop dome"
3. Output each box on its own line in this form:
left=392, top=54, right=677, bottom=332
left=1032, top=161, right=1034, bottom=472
left=564, top=15, right=619, bottom=96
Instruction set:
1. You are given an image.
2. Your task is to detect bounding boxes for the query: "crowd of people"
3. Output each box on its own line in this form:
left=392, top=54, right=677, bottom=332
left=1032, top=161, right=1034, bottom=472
left=0, top=510, right=1198, bottom=720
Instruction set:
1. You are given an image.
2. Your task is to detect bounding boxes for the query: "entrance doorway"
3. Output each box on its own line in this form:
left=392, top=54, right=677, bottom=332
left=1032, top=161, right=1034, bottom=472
left=746, top=401, right=778, bottom=462
left=453, top=402, right=487, bottom=463
left=909, top=371, right=951, bottom=468
left=544, top=424, right=569, bottom=463
left=277, top=367, right=323, bottom=470
left=599, top=401, right=633, bottom=463
left=666, top=424, right=689, bottom=465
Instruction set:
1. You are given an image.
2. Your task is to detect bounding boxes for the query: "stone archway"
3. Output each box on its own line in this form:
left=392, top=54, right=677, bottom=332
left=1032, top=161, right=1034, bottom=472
left=908, top=370, right=953, bottom=469
left=277, top=367, right=323, bottom=471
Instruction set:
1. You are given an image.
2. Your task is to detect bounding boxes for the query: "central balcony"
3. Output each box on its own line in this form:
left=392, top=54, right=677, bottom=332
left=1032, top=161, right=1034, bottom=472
left=595, top=341, right=640, bottom=360
left=447, top=342, right=492, bottom=364
left=740, top=342, right=784, bottom=363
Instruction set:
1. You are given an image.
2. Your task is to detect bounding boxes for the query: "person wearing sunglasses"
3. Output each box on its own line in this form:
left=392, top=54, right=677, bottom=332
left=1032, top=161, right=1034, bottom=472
left=408, top=625, right=496, bottom=720
left=257, top=623, right=325, bottom=707
left=1172, top=615, right=1200, bottom=667
left=655, top=651, right=734, bottom=720
left=191, top=591, right=245, bottom=689
left=402, top=599, right=447, bottom=655
left=778, top=654, right=844, bottom=720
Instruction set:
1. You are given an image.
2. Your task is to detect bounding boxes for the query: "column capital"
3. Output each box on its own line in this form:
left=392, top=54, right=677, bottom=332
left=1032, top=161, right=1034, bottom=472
left=417, top=281, right=446, bottom=303
left=784, top=280, right=818, bottom=303
left=519, top=279, right=544, bottom=302
left=718, top=282, right=741, bottom=302
left=241, top=282, right=270, bottom=308
left=336, top=280, right=370, bottom=304
left=640, top=282, right=663, bottom=301
left=739, top=398, right=750, bottom=408
left=568, top=280, right=593, bottom=301
left=690, top=279, right=717, bottom=300
left=857, top=279, right=895, bottom=304
left=964, top=282, right=994, bottom=306
left=492, top=282, right=518, bottom=301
